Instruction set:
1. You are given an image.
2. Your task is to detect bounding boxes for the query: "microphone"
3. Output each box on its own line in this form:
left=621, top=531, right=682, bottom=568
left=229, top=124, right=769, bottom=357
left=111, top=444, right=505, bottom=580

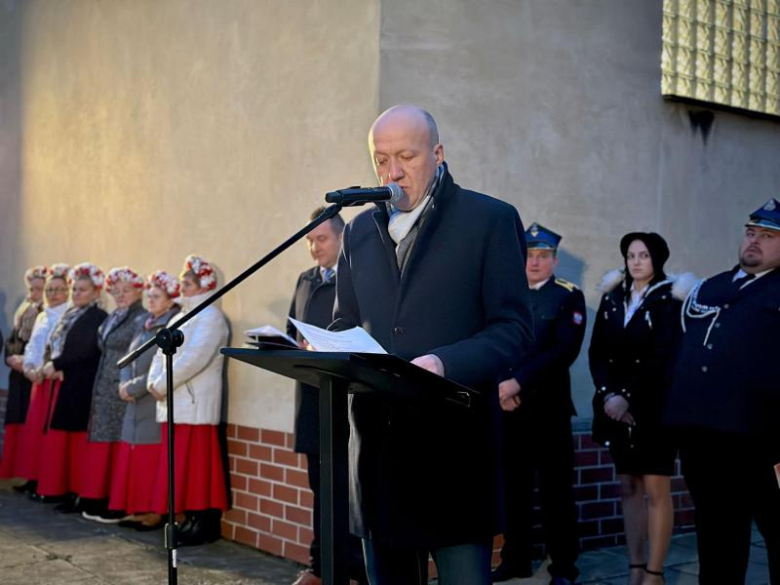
left=325, top=183, right=404, bottom=207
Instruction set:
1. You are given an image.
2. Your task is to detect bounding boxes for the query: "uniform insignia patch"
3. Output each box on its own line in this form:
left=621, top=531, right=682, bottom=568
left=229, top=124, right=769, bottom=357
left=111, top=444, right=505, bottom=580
left=765, top=199, right=777, bottom=211
left=573, top=311, right=584, bottom=325
left=530, top=224, right=539, bottom=237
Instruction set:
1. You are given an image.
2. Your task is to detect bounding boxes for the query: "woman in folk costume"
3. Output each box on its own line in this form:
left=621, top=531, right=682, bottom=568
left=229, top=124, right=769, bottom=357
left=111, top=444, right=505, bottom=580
left=589, top=233, right=696, bottom=585
left=36, top=263, right=107, bottom=504
left=14, top=264, right=71, bottom=493
left=79, top=267, right=147, bottom=522
left=0, top=266, right=47, bottom=480
left=148, top=255, right=229, bottom=546
left=109, top=270, right=181, bottom=529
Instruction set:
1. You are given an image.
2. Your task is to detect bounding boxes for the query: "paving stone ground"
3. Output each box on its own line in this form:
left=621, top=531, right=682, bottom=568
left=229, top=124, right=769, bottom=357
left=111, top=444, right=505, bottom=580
left=500, top=525, right=770, bottom=585
left=0, top=480, right=300, bottom=584
left=0, top=480, right=772, bottom=584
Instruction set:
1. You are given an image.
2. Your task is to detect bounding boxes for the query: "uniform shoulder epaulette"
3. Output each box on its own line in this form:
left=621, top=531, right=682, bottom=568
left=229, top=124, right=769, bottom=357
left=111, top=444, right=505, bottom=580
left=554, top=277, right=578, bottom=292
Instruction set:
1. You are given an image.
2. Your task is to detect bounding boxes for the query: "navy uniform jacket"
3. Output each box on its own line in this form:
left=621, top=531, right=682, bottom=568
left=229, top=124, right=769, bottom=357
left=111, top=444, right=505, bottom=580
left=332, top=167, right=534, bottom=547
left=287, top=266, right=337, bottom=454
left=665, top=267, right=780, bottom=452
left=509, top=277, right=586, bottom=418
left=589, top=280, right=682, bottom=447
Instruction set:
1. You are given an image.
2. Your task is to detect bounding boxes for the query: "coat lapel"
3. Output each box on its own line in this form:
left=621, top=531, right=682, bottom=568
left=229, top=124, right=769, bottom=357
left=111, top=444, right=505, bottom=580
left=372, top=205, right=401, bottom=282
left=104, top=301, right=141, bottom=339
left=395, top=172, right=449, bottom=299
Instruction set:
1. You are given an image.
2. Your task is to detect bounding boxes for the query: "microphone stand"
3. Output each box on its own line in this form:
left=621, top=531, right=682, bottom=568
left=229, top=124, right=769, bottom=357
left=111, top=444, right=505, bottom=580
left=117, top=200, right=363, bottom=584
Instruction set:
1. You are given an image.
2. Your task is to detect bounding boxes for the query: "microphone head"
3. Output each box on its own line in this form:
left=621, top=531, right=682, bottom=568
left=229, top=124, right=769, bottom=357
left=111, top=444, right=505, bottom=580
left=386, top=183, right=404, bottom=205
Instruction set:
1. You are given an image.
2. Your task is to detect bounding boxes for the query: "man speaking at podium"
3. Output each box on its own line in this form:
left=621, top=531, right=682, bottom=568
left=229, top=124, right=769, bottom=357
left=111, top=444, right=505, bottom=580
left=331, top=105, right=533, bottom=585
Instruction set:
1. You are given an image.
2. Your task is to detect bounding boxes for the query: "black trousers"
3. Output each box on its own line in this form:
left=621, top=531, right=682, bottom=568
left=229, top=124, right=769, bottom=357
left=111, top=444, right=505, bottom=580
left=306, top=452, right=322, bottom=574
left=363, top=539, right=492, bottom=585
left=305, top=452, right=367, bottom=581
left=679, top=429, right=780, bottom=585
left=499, top=409, right=579, bottom=581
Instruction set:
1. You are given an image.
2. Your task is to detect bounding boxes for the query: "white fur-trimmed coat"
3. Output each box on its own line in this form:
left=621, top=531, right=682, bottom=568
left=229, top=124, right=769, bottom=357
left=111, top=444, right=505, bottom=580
left=148, top=292, right=228, bottom=426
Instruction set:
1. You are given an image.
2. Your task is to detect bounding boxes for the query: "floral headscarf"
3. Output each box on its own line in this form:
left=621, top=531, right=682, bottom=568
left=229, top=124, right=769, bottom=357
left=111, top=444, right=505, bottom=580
left=68, top=263, right=106, bottom=289
left=48, top=263, right=71, bottom=281
left=147, top=270, right=181, bottom=298
left=25, top=265, right=50, bottom=286
left=182, top=254, right=217, bottom=291
left=105, top=266, right=144, bottom=293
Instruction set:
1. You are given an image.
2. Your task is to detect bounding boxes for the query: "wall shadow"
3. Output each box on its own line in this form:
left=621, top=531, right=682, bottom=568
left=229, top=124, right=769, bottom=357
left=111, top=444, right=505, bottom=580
left=555, top=248, right=596, bottom=423
left=0, top=0, right=24, bottom=393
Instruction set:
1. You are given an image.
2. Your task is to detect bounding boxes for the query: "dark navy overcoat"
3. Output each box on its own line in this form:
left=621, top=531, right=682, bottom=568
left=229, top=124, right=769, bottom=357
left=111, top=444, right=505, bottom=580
left=333, top=167, right=533, bottom=547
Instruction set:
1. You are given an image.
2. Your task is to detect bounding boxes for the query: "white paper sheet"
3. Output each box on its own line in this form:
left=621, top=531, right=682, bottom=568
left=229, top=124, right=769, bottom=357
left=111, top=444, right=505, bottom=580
left=288, top=317, right=387, bottom=354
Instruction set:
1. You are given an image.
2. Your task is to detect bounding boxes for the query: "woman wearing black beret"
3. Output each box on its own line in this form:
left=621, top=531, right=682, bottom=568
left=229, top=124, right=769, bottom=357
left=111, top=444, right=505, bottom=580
left=589, top=232, right=695, bottom=585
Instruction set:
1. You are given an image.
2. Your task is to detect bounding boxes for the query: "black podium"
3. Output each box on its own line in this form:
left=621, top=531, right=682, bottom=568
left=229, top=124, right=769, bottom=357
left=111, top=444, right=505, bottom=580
left=220, top=348, right=477, bottom=585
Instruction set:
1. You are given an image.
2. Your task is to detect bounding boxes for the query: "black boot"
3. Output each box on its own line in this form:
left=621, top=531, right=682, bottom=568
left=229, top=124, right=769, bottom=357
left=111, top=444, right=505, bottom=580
left=78, top=497, right=104, bottom=517
left=54, top=493, right=81, bottom=513
left=28, top=491, right=65, bottom=504
left=176, top=510, right=222, bottom=547
left=81, top=498, right=126, bottom=523
left=491, top=563, right=533, bottom=583
left=13, top=480, right=37, bottom=494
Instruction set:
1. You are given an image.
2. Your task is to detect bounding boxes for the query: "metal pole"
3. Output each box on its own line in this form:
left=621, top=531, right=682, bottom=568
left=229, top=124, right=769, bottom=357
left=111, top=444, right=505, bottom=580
left=318, top=375, right=350, bottom=585
left=159, top=328, right=184, bottom=585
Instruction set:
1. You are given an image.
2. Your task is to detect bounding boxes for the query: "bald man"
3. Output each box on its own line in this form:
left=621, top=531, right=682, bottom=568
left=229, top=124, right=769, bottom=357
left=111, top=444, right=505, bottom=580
left=332, top=105, right=533, bottom=585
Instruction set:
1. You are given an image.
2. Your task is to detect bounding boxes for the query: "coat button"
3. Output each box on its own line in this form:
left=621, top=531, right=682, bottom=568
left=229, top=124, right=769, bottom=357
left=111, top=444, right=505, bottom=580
left=635, top=359, right=640, bottom=364
left=715, top=323, right=721, bottom=328
left=393, top=326, right=404, bottom=335
left=723, top=303, right=730, bottom=309
left=702, top=366, right=708, bottom=373
left=707, top=344, right=713, bottom=350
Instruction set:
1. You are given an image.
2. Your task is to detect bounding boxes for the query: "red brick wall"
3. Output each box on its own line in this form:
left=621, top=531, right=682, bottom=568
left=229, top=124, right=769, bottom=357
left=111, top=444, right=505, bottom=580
left=221, top=423, right=695, bottom=567
left=222, top=424, right=314, bottom=565
left=569, top=428, right=695, bottom=553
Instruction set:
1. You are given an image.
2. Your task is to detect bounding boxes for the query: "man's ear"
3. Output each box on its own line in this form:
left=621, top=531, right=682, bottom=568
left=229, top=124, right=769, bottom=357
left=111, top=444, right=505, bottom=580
left=434, top=143, right=444, bottom=166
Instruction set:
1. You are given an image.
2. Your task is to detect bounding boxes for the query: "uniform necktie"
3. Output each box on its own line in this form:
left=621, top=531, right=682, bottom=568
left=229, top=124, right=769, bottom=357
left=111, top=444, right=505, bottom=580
left=323, top=267, right=335, bottom=282
left=732, top=273, right=756, bottom=290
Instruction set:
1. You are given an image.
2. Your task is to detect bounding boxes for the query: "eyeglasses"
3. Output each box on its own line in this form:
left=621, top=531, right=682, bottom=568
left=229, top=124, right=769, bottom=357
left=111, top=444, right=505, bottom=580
left=45, top=287, right=68, bottom=294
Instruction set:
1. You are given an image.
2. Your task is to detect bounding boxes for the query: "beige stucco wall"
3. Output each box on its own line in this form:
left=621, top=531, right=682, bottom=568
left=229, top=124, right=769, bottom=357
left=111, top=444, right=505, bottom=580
left=3, top=0, right=780, bottom=426
left=0, top=0, right=379, bottom=431
left=378, top=0, right=780, bottom=417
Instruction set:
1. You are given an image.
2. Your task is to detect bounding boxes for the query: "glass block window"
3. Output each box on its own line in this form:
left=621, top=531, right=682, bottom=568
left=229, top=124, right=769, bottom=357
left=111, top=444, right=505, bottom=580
left=662, top=0, right=780, bottom=118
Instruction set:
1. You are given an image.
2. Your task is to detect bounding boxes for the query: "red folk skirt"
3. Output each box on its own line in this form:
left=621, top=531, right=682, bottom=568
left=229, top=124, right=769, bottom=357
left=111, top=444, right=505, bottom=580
left=108, top=442, right=161, bottom=514
left=13, top=379, right=54, bottom=480
left=151, top=423, right=228, bottom=514
left=78, top=440, right=120, bottom=500
left=36, top=380, right=88, bottom=497
left=0, top=423, right=24, bottom=478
